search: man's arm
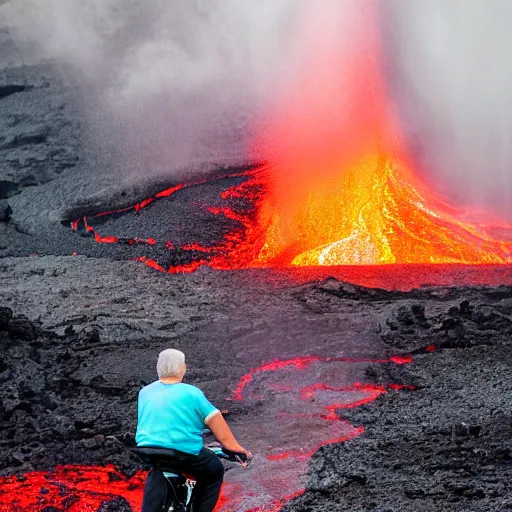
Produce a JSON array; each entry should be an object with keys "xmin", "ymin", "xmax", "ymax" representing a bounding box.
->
[{"xmin": 206, "ymin": 411, "xmax": 251, "ymax": 457}]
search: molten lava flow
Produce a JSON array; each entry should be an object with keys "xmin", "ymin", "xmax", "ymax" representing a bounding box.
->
[
  {"xmin": 215, "ymin": 354, "xmax": 415, "ymax": 511},
  {"xmin": 2, "ymin": 355, "xmax": 414, "ymax": 512},
  {"xmin": 253, "ymin": 156, "xmax": 512, "ymax": 266},
  {"xmin": 249, "ymin": 1, "xmax": 512, "ymax": 267},
  {"xmin": 0, "ymin": 465, "xmax": 146, "ymax": 512},
  {"xmin": 70, "ymin": 2, "xmax": 512, "ymax": 281}
]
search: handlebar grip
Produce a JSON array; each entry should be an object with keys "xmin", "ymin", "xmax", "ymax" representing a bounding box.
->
[
  {"xmin": 205, "ymin": 443, "xmax": 251, "ymax": 465},
  {"xmin": 223, "ymin": 449, "xmax": 252, "ymax": 466}
]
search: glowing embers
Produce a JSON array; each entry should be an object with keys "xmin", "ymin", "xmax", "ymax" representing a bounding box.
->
[
  {"xmin": 254, "ymin": 156, "xmax": 512, "ymax": 267},
  {"xmin": 0, "ymin": 465, "xmax": 146, "ymax": 511}
]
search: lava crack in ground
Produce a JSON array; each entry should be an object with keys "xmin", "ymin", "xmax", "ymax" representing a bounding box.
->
[{"xmin": 0, "ymin": 355, "xmax": 413, "ymax": 511}]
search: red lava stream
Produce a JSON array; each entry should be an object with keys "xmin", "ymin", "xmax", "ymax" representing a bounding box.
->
[
  {"xmin": 71, "ymin": 168, "xmax": 512, "ymax": 291},
  {"xmin": 0, "ymin": 355, "xmax": 414, "ymax": 511}
]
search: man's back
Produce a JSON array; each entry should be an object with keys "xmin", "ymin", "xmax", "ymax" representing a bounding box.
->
[{"xmin": 136, "ymin": 381, "xmax": 218, "ymax": 455}]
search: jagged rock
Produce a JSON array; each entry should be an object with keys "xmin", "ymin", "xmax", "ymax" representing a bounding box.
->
[
  {"xmin": 8, "ymin": 316, "xmax": 41, "ymax": 340},
  {"xmin": 0, "ymin": 200, "xmax": 12, "ymax": 222},
  {"xmin": 89, "ymin": 375, "xmax": 125, "ymax": 396},
  {"xmin": 410, "ymin": 303, "xmax": 430, "ymax": 327},
  {"xmin": 383, "ymin": 297, "xmax": 512, "ymax": 353},
  {"xmin": 0, "ymin": 127, "xmax": 49, "ymax": 150},
  {"xmin": 97, "ymin": 497, "xmax": 133, "ymax": 511},
  {"xmin": 78, "ymin": 325, "xmax": 101, "ymax": 345},
  {"xmin": 0, "ymin": 84, "xmax": 27, "ymax": 100},
  {"xmin": 64, "ymin": 324, "xmax": 75, "ymax": 336},
  {"xmin": 0, "ymin": 180, "xmax": 18, "ymax": 199},
  {"xmin": 384, "ymin": 304, "xmax": 432, "ymax": 340},
  {"xmin": 346, "ymin": 472, "xmax": 367, "ymax": 485},
  {"xmin": 452, "ymin": 422, "xmax": 481, "ymax": 437}
]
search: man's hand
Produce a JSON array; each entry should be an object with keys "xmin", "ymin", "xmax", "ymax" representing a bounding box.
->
[
  {"xmin": 234, "ymin": 449, "xmax": 252, "ymax": 468},
  {"xmin": 240, "ymin": 449, "xmax": 252, "ymax": 460},
  {"xmin": 206, "ymin": 411, "xmax": 249, "ymax": 456}
]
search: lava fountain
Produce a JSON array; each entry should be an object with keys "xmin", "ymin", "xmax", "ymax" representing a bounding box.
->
[
  {"xmin": 249, "ymin": 1, "xmax": 512, "ymax": 267},
  {"xmin": 71, "ymin": 1, "xmax": 512, "ymax": 282}
]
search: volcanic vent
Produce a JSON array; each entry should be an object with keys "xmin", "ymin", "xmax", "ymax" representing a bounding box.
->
[{"xmin": 71, "ymin": 3, "xmax": 512, "ymax": 278}]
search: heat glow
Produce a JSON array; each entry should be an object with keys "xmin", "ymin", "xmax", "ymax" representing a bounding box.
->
[
  {"xmin": 249, "ymin": 1, "xmax": 512, "ymax": 267},
  {"xmin": 252, "ymin": 157, "xmax": 512, "ymax": 267},
  {"xmin": 71, "ymin": 2, "xmax": 512, "ymax": 279}
]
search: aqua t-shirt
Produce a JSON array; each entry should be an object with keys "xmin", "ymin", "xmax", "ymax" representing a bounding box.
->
[{"xmin": 136, "ymin": 382, "xmax": 219, "ymax": 455}]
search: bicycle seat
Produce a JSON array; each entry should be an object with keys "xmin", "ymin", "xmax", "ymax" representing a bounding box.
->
[{"xmin": 132, "ymin": 446, "xmax": 184, "ymax": 473}]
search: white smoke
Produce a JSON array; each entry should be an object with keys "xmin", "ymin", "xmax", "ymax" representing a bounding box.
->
[
  {"xmin": 1, "ymin": 0, "xmax": 512, "ymax": 219},
  {"xmin": 384, "ymin": 0, "xmax": 512, "ymax": 219},
  {"xmin": 0, "ymin": 0, "xmax": 297, "ymax": 176}
]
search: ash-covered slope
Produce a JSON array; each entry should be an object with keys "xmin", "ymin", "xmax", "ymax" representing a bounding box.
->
[
  {"xmin": 0, "ymin": 64, "xmax": 81, "ymax": 201},
  {"xmin": 285, "ymin": 285, "xmax": 512, "ymax": 512},
  {"xmin": 0, "ymin": 55, "xmax": 251, "ymax": 264},
  {"xmin": 2, "ymin": 262, "xmax": 512, "ymax": 511}
]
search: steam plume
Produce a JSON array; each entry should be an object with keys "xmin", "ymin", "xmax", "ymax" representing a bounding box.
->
[
  {"xmin": 384, "ymin": 0, "xmax": 512, "ymax": 219},
  {"xmin": 1, "ymin": 0, "xmax": 512, "ymax": 220},
  {"xmin": 0, "ymin": 0, "xmax": 296, "ymax": 176}
]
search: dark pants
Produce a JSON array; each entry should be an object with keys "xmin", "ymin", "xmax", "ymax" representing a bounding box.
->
[{"xmin": 141, "ymin": 447, "xmax": 224, "ymax": 512}]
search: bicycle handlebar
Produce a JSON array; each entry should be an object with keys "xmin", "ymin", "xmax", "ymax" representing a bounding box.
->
[{"xmin": 205, "ymin": 443, "xmax": 252, "ymax": 467}]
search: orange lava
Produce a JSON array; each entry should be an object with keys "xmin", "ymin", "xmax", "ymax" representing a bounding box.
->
[
  {"xmin": 250, "ymin": 2, "xmax": 512, "ymax": 267},
  {"xmin": 253, "ymin": 158, "xmax": 512, "ymax": 266},
  {"xmin": 71, "ymin": 2, "xmax": 512, "ymax": 278}
]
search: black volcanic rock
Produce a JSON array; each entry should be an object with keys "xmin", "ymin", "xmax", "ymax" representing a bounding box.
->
[
  {"xmin": 0, "ymin": 84, "xmax": 27, "ymax": 100},
  {"xmin": 381, "ymin": 298, "xmax": 512, "ymax": 353},
  {"xmin": 97, "ymin": 497, "xmax": 133, "ymax": 511},
  {"xmin": 0, "ymin": 126, "xmax": 49, "ymax": 150},
  {"xmin": 0, "ymin": 200, "xmax": 12, "ymax": 222},
  {"xmin": 0, "ymin": 181, "xmax": 17, "ymax": 199},
  {"xmin": 0, "ymin": 306, "xmax": 141, "ymax": 477},
  {"xmin": 8, "ymin": 316, "xmax": 41, "ymax": 341},
  {"xmin": 0, "ymin": 307, "xmax": 13, "ymax": 330}
]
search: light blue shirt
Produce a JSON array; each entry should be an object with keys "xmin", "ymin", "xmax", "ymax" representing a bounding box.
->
[{"xmin": 136, "ymin": 381, "xmax": 219, "ymax": 455}]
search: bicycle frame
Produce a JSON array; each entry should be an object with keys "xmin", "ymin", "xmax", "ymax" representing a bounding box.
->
[
  {"xmin": 162, "ymin": 471, "xmax": 196, "ymax": 512},
  {"xmin": 135, "ymin": 443, "xmax": 250, "ymax": 512}
]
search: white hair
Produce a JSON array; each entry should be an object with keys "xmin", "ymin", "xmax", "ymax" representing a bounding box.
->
[{"xmin": 157, "ymin": 349, "xmax": 186, "ymax": 379}]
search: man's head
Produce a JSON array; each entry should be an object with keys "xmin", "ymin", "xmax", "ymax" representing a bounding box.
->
[{"xmin": 157, "ymin": 349, "xmax": 186, "ymax": 380}]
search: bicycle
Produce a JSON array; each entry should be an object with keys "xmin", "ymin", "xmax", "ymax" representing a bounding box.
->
[{"xmin": 134, "ymin": 443, "xmax": 251, "ymax": 512}]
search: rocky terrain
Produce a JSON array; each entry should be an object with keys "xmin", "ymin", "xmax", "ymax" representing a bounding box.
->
[
  {"xmin": 2, "ymin": 260, "xmax": 511, "ymax": 510},
  {"xmin": 285, "ymin": 282, "xmax": 512, "ymax": 511},
  {"xmin": 0, "ymin": 39, "xmax": 511, "ymax": 512}
]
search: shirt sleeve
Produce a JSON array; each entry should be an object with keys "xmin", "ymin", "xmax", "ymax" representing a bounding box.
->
[{"xmin": 195, "ymin": 389, "xmax": 219, "ymax": 423}]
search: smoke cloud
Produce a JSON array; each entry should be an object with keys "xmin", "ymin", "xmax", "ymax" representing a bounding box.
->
[
  {"xmin": 384, "ymin": 0, "xmax": 512, "ymax": 219},
  {"xmin": 1, "ymin": 0, "xmax": 512, "ymax": 219},
  {"xmin": 0, "ymin": 0, "xmax": 297, "ymax": 177}
]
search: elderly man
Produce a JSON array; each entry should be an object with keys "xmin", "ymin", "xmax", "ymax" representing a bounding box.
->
[{"xmin": 136, "ymin": 348, "xmax": 251, "ymax": 512}]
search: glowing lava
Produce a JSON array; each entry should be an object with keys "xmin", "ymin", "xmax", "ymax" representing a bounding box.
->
[
  {"xmin": 0, "ymin": 355, "xmax": 413, "ymax": 512},
  {"xmin": 253, "ymin": 156, "xmax": 512, "ymax": 267},
  {"xmin": 0, "ymin": 465, "xmax": 146, "ymax": 512},
  {"xmin": 70, "ymin": 2, "xmax": 512, "ymax": 281},
  {"xmin": 249, "ymin": 1, "xmax": 512, "ymax": 267}
]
